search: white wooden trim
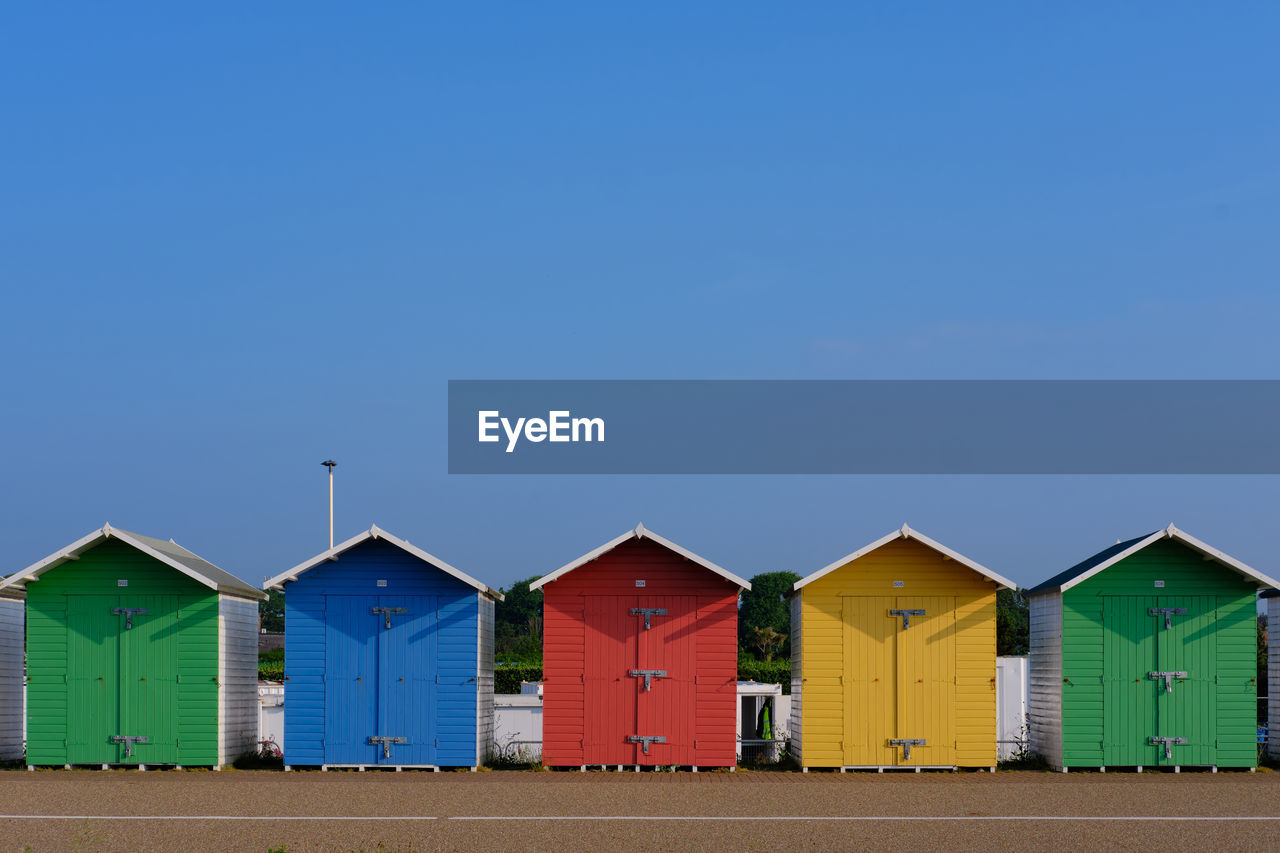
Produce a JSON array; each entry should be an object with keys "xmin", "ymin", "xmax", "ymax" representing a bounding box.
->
[
  {"xmin": 1056, "ymin": 524, "xmax": 1279, "ymax": 592},
  {"xmin": 531, "ymin": 524, "xmax": 750, "ymax": 591},
  {"xmin": 0, "ymin": 525, "xmax": 264, "ymax": 599},
  {"xmin": 263, "ymin": 525, "xmax": 503, "ymax": 600},
  {"xmin": 794, "ymin": 524, "xmax": 1014, "ymax": 591}
]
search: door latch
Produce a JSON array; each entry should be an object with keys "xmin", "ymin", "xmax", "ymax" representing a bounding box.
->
[
  {"xmin": 889, "ymin": 609, "xmax": 926, "ymax": 630},
  {"xmin": 1148, "ymin": 607, "xmax": 1187, "ymax": 630},
  {"xmin": 110, "ymin": 735, "xmax": 149, "ymax": 758},
  {"xmin": 368, "ymin": 736, "xmax": 407, "ymax": 758},
  {"xmin": 628, "ymin": 735, "xmax": 667, "ymax": 754},
  {"xmin": 371, "ymin": 607, "xmax": 408, "ymax": 628},
  {"xmin": 889, "ymin": 738, "xmax": 926, "ymax": 760},
  {"xmin": 1148, "ymin": 671, "xmax": 1188, "ymax": 693},
  {"xmin": 1149, "ymin": 736, "xmax": 1187, "ymax": 760},
  {"xmin": 112, "ymin": 608, "xmax": 148, "ymax": 630},
  {"xmin": 630, "ymin": 608, "xmax": 667, "ymax": 630},
  {"xmin": 628, "ymin": 669, "xmax": 668, "ymax": 691}
]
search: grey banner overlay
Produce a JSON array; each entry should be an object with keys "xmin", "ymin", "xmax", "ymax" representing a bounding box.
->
[{"xmin": 448, "ymin": 380, "xmax": 1280, "ymax": 474}]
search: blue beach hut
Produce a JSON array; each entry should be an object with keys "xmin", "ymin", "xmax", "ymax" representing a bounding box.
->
[{"xmin": 264, "ymin": 525, "xmax": 502, "ymax": 770}]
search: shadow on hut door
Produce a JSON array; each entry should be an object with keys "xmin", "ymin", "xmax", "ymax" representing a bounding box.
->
[
  {"xmin": 584, "ymin": 596, "xmax": 639, "ymax": 765},
  {"xmin": 842, "ymin": 597, "xmax": 895, "ymax": 766},
  {"xmin": 1103, "ymin": 596, "xmax": 1158, "ymax": 766},
  {"xmin": 325, "ymin": 595, "xmax": 378, "ymax": 765},
  {"xmin": 895, "ymin": 597, "xmax": 956, "ymax": 768},
  {"xmin": 635, "ymin": 595, "xmax": 696, "ymax": 766},
  {"xmin": 375, "ymin": 595, "xmax": 436, "ymax": 766},
  {"xmin": 1153, "ymin": 596, "xmax": 1216, "ymax": 767},
  {"xmin": 118, "ymin": 596, "xmax": 179, "ymax": 765}
]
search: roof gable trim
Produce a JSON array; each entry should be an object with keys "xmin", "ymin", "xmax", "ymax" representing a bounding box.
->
[
  {"xmin": 793, "ymin": 524, "xmax": 1015, "ymax": 591},
  {"xmin": 263, "ymin": 525, "xmax": 503, "ymax": 600},
  {"xmin": 1057, "ymin": 524, "xmax": 1279, "ymax": 592},
  {"xmin": 530, "ymin": 524, "xmax": 751, "ymax": 591}
]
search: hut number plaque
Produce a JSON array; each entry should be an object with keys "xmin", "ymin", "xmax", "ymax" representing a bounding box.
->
[
  {"xmin": 117, "ymin": 579, "xmax": 128, "ymax": 587},
  {"xmin": 893, "ymin": 581, "xmax": 904, "ymax": 588},
  {"xmin": 635, "ymin": 580, "xmax": 646, "ymax": 587},
  {"xmin": 1154, "ymin": 580, "xmax": 1165, "ymax": 588},
  {"xmin": 377, "ymin": 579, "xmax": 388, "ymax": 587}
]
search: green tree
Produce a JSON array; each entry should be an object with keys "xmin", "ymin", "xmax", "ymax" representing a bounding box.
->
[
  {"xmin": 738, "ymin": 571, "xmax": 801, "ymax": 660},
  {"xmin": 996, "ymin": 587, "xmax": 1029, "ymax": 656},
  {"xmin": 495, "ymin": 576, "xmax": 543, "ymax": 663},
  {"xmin": 259, "ymin": 588, "xmax": 284, "ymax": 633}
]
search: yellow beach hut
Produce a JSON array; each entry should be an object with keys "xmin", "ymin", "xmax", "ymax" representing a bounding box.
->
[{"xmin": 789, "ymin": 525, "xmax": 1014, "ymax": 770}]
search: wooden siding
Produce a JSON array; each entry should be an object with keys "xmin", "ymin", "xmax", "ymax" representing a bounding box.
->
[
  {"xmin": 219, "ymin": 596, "xmax": 260, "ymax": 765},
  {"xmin": 787, "ymin": 594, "xmax": 802, "ymax": 763},
  {"xmin": 1058, "ymin": 539, "xmax": 1259, "ymax": 768},
  {"xmin": 24, "ymin": 539, "xmax": 221, "ymax": 766},
  {"xmin": 540, "ymin": 537, "xmax": 739, "ymax": 767},
  {"xmin": 477, "ymin": 594, "xmax": 495, "ymax": 765},
  {"xmin": 282, "ymin": 539, "xmax": 482, "ymax": 767},
  {"xmin": 796, "ymin": 537, "xmax": 999, "ymax": 768},
  {"xmin": 1269, "ymin": 596, "xmax": 1279, "ymax": 761},
  {"xmin": 0, "ymin": 598, "xmax": 23, "ymax": 762}
]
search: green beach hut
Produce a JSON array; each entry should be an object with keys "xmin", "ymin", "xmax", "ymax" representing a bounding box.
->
[
  {"xmin": 1028, "ymin": 525, "xmax": 1276, "ymax": 771},
  {"xmin": 0, "ymin": 525, "xmax": 266, "ymax": 768}
]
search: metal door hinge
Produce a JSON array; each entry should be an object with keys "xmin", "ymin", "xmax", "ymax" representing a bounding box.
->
[
  {"xmin": 1148, "ymin": 671, "xmax": 1188, "ymax": 692},
  {"xmin": 112, "ymin": 607, "xmax": 148, "ymax": 630},
  {"xmin": 630, "ymin": 608, "xmax": 667, "ymax": 630},
  {"xmin": 1150, "ymin": 736, "xmax": 1187, "ymax": 760},
  {"xmin": 1148, "ymin": 607, "xmax": 1186, "ymax": 630},
  {"xmin": 889, "ymin": 609, "xmax": 926, "ymax": 630},
  {"xmin": 368, "ymin": 736, "xmax": 407, "ymax": 759},
  {"xmin": 371, "ymin": 606, "xmax": 407, "ymax": 628},
  {"xmin": 111, "ymin": 735, "xmax": 149, "ymax": 758},
  {"xmin": 889, "ymin": 738, "xmax": 925, "ymax": 760},
  {"xmin": 629, "ymin": 735, "xmax": 666, "ymax": 754},
  {"xmin": 629, "ymin": 669, "xmax": 667, "ymax": 691}
]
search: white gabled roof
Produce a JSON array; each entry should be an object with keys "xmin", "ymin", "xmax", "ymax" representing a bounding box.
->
[
  {"xmin": 0, "ymin": 524, "xmax": 267, "ymax": 601},
  {"xmin": 263, "ymin": 524, "xmax": 503, "ymax": 600},
  {"xmin": 794, "ymin": 524, "xmax": 1015, "ymax": 591},
  {"xmin": 1045, "ymin": 524, "xmax": 1279, "ymax": 593},
  {"xmin": 530, "ymin": 524, "xmax": 751, "ymax": 592}
]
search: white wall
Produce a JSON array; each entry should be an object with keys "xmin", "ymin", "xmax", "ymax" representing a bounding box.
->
[
  {"xmin": 1028, "ymin": 591, "xmax": 1064, "ymax": 769},
  {"xmin": 493, "ymin": 694, "xmax": 542, "ymax": 762},
  {"xmin": 258, "ymin": 684, "xmax": 284, "ymax": 754},
  {"xmin": 996, "ymin": 656, "xmax": 1028, "ymax": 760},
  {"xmin": 476, "ymin": 595, "xmax": 495, "ymax": 766},
  {"xmin": 0, "ymin": 598, "xmax": 22, "ymax": 762},
  {"xmin": 219, "ymin": 596, "xmax": 261, "ymax": 766}
]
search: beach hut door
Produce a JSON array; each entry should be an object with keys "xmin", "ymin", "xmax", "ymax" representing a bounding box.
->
[
  {"xmin": 66, "ymin": 595, "xmax": 179, "ymax": 765},
  {"xmin": 1152, "ymin": 596, "xmax": 1215, "ymax": 766},
  {"xmin": 584, "ymin": 595, "xmax": 697, "ymax": 765}
]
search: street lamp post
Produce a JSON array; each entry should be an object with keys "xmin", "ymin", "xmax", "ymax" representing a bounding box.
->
[{"xmin": 321, "ymin": 460, "xmax": 338, "ymax": 549}]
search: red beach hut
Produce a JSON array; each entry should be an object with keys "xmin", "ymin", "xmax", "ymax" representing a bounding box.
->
[{"xmin": 532, "ymin": 524, "xmax": 750, "ymax": 769}]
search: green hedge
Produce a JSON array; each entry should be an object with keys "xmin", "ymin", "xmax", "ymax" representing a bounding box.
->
[
  {"xmin": 259, "ymin": 661, "xmax": 284, "ymax": 681},
  {"xmin": 493, "ymin": 661, "xmax": 792, "ymax": 694},
  {"xmin": 737, "ymin": 659, "xmax": 791, "ymax": 693},
  {"xmin": 496, "ymin": 663, "xmax": 543, "ymax": 694}
]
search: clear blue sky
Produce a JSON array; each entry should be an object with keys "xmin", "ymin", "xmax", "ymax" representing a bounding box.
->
[{"xmin": 3, "ymin": 5, "xmax": 1279, "ymax": 589}]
